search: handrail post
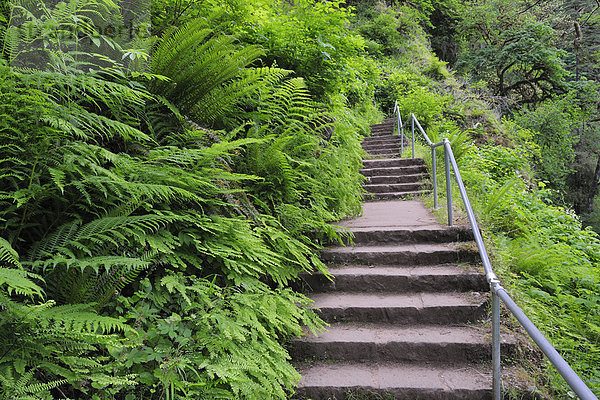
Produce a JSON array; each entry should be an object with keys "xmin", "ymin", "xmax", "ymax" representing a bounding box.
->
[
  {"xmin": 400, "ymin": 119, "xmax": 404, "ymax": 157},
  {"xmin": 411, "ymin": 114, "xmax": 415, "ymax": 159},
  {"xmin": 492, "ymin": 285, "xmax": 502, "ymax": 400},
  {"xmin": 432, "ymin": 147, "xmax": 438, "ymax": 208},
  {"xmin": 444, "ymin": 140, "xmax": 452, "ymax": 226}
]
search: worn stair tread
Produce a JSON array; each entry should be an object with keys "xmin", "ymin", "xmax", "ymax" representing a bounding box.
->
[
  {"xmin": 298, "ymin": 323, "xmax": 487, "ymax": 344},
  {"xmin": 363, "ymin": 146, "xmax": 401, "ymax": 152},
  {"xmin": 348, "ymin": 225, "xmax": 470, "ymax": 233},
  {"xmin": 361, "ymin": 165, "xmax": 427, "ymax": 171},
  {"xmin": 363, "ymin": 143, "xmax": 403, "ymax": 148},
  {"xmin": 325, "ymin": 241, "xmax": 472, "ymax": 253},
  {"xmin": 295, "ymin": 361, "xmax": 491, "ymax": 393},
  {"xmin": 364, "ymin": 151, "xmax": 401, "ymax": 156},
  {"xmin": 364, "ymin": 150, "xmax": 402, "ymax": 155},
  {"xmin": 362, "ymin": 139, "xmax": 404, "ymax": 146},
  {"xmin": 309, "ymin": 291, "xmax": 488, "ymax": 324},
  {"xmin": 337, "ymin": 200, "xmax": 444, "ymax": 228},
  {"xmin": 346, "ymin": 225, "xmax": 473, "ymax": 242},
  {"xmin": 364, "ymin": 134, "xmax": 402, "ymax": 138},
  {"xmin": 365, "ymin": 174, "xmax": 425, "ymax": 184},
  {"xmin": 363, "ymin": 190, "xmax": 430, "ymax": 199},
  {"xmin": 364, "ymin": 183, "xmax": 428, "ymax": 192},
  {"xmin": 310, "ymin": 291, "xmax": 486, "ymax": 308},
  {"xmin": 370, "ymin": 133, "xmax": 395, "ymax": 137},
  {"xmin": 363, "ymin": 142, "xmax": 402, "ymax": 147},
  {"xmin": 301, "ymin": 264, "xmax": 487, "ymax": 293},
  {"xmin": 326, "ymin": 264, "xmax": 482, "ymax": 276},
  {"xmin": 361, "ymin": 166, "xmax": 429, "ymax": 177},
  {"xmin": 365, "ymin": 153, "xmax": 400, "ymax": 158},
  {"xmin": 363, "ymin": 157, "xmax": 425, "ymax": 166}
]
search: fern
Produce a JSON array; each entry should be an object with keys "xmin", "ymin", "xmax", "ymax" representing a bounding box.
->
[
  {"xmin": 0, "ymin": 268, "xmax": 43, "ymax": 297},
  {"xmin": 0, "ymin": 237, "xmax": 20, "ymax": 267},
  {"xmin": 0, "ymin": 366, "xmax": 67, "ymax": 400},
  {"xmin": 150, "ymin": 16, "xmax": 288, "ymax": 126},
  {"xmin": 0, "ymin": 4, "xmax": 366, "ymax": 399}
]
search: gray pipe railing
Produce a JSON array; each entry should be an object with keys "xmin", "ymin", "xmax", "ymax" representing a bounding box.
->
[
  {"xmin": 398, "ymin": 109, "xmax": 597, "ymax": 400},
  {"xmin": 393, "ymin": 101, "xmax": 404, "ymax": 156}
]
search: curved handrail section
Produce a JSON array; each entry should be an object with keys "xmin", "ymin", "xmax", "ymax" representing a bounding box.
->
[{"xmin": 400, "ymin": 110, "xmax": 597, "ymax": 400}]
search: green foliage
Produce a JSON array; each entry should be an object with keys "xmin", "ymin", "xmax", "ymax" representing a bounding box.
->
[
  {"xmin": 456, "ymin": 1, "xmax": 568, "ymax": 105},
  {"xmin": 112, "ymin": 275, "xmax": 322, "ymax": 399},
  {"xmin": 427, "ymin": 119, "xmax": 474, "ymax": 161},
  {"xmin": 514, "ymin": 96, "xmax": 581, "ymax": 194},
  {"xmin": 149, "ymin": 17, "xmax": 285, "ymax": 127},
  {"xmin": 4, "ymin": 0, "xmax": 142, "ymax": 73},
  {"xmin": 493, "ymin": 193, "xmax": 600, "ymax": 394},
  {"xmin": 395, "ymin": 86, "xmax": 450, "ymax": 129},
  {"xmin": 0, "ymin": 2, "xmax": 368, "ymax": 397},
  {"xmin": 240, "ymin": 0, "xmax": 366, "ymax": 102},
  {"xmin": 358, "ymin": 6, "xmax": 420, "ymax": 57}
]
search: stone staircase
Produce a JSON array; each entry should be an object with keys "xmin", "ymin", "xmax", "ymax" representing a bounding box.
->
[
  {"xmin": 361, "ymin": 119, "xmax": 430, "ymax": 201},
  {"xmin": 362, "ymin": 135, "xmax": 404, "ymax": 158},
  {"xmin": 292, "ymin": 124, "xmax": 512, "ymax": 399},
  {"xmin": 368, "ymin": 118, "xmax": 396, "ymax": 137},
  {"xmin": 362, "ymin": 158, "xmax": 430, "ymax": 201}
]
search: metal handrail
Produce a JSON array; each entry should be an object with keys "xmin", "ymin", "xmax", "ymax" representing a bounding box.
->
[
  {"xmin": 392, "ymin": 101, "xmax": 404, "ymax": 155},
  {"xmin": 399, "ymin": 109, "xmax": 597, "ymax": 400}
]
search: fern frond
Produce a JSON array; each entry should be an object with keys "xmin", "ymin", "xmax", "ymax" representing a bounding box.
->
[
  {"xmin": 0, "ymin": 267, "xmax": 43, "ymax": 297},
  {"xmin": 150, "ymin": 18, "xmax": 293, "ymax": 126},
  {"xmin": 0, "ymin": 237, "xmax": 21, "ymax": 268},
  {"xmin": 38, "ymin": 303, "xmax": 132, "ymax": 334}
]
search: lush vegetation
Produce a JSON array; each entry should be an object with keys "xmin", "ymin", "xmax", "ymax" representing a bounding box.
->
[
  {"xmin": 0, "ymin": 0, "xmax": 599, "ymax": 398},
  {"xmin": 0, "ymin": 1, "xmax": 366, "ymax": 398}
]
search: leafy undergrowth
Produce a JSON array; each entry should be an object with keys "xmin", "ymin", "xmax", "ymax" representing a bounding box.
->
[{"xmin": 0, "ymin": 4, "xmax": 365, "ymax": 398}]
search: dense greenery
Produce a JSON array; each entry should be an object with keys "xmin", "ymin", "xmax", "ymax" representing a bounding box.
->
[
  {"xmin": 1, "ymin": 0, "xmax": 599, "ymax": 398},
  {"xmin": 0, "ymin": 1, "xmax": 365, "ymax": 398}
]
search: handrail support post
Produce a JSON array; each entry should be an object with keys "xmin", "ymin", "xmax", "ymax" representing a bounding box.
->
[
  {"xmin": 411, "ymin": 114, "xmax": 415, "ymax": 159},
  {"xmin": 432, "ymin": 147, "xmax": 438, "ymax": 208},
  {"xmin": 401, "ymin": 123, "xmax": 404, "ymax": 157},
  {"xmin": 444, "ymin": 140, "xmax": 452, "ymax": 226},
  {"xmin": 492, "ymin": 286, "xmax": 502, "ymax": 400}
]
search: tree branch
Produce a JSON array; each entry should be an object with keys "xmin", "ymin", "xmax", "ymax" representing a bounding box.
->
[{"xmin": 510, "ymin": 0, "xmax": 547, "ymax": 18}]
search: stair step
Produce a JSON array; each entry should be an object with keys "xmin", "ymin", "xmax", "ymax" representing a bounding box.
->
[
  {"xmin": 294, "ymin": 361, "xmax": 492, "ymax": 400},
  {"xmin": 361, "ymin": 165, "xmax": 428, "ymax": 176},
  {"xmin": 370, "ymin": 125, "xmax": 394, "ymax": 130},
  {"xmin": 349, "ymin": 226, "xmax": 474, "ymax": 244},
  {"xmin": 363, "ymin": 158, "xmax": 425, "ymax": 168},
  {"xmin": 363, "ymin": 190, "xmax": 431, "ymax": 201},
  {"xmin": 370, "ymin": 130, "xmax": 395, "ymax": 137},
  {"xmin": 369, "ymin": 123, "xmax": 394, "ymax": 131},
  {"xmin": 362, "ymin": 142, "xmax": 402, "ymax": 149},
  {"xmin": 363, "ymin": 137, "xmax": 404, "ymax": 145},
  {"xmin": 301, "ymin": 264, "xmax": 487, "ymax": 292},
  {"xmin": 322, "ymin": 242, "xmax": 478, "ymax": 265},
  {"xmin": 364, "ymin": 147, "xmax": 401, "ymax": 155},
  {"xmin": 369, "ymin": 123, "xmax": 395, "ymax": 129},
  {"xmin": 311, "ymin": 292, "xmax": 488, "ymax": 324},
  {"xmin": 363, "ymin": 144, "xmax": 404, "ymax": 152},
  {"xmin": 365, "ymin": 151, "xmax": 400, "ymax": 157},
  {"xmin": 365, "ymin": 174, "xmax": 426, "ymax": 184},
  {"xmin": 364, "ymin": 182, "xmax": 428, "ymax": 193},
  {"xmin": 292, "ymin": 324, "xmax": 503, "ymax": 363}
]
